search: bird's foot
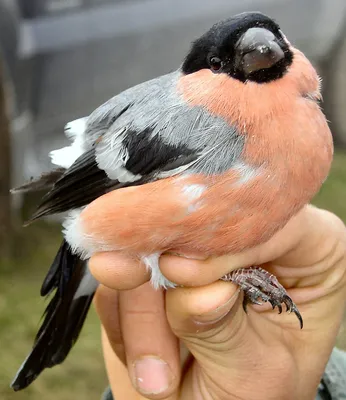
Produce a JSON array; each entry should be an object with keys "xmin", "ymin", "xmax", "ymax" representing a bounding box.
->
[{"xmin": 221, "ymin": 267, "xmax": 303, "ymax": 329}]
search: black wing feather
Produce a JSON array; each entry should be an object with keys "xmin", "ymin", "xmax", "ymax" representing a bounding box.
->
[
  {"xmin": 11, "ymin": 240, "xmax": 96, "ymax": 391},
  {"xmin": 123, "ymin": 128, "xmax": 196, "ymax": 175},
  {"xmin": 30, "ymin": 148, "xmax": 116, "ymax": 221},
  {"xmin": 29, "ymin": 132, "xmax": 197, "ymax": 222}
]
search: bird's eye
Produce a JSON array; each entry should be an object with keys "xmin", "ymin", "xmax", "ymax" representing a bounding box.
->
[{"xmin": 209, "ymin": 56, "xmax": 222, "ymax": 72}]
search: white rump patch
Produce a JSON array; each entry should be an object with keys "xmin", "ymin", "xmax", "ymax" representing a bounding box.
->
[
  {"xmin": 50, "ymin": 146, "xmax": 83, "ymax": 169},
  {"xmin": 64, "ymin": 117, "xmax": 88, "ymax": 140},
  {"xmin": 50, "ymin": 117, "xmax": 88, "ymax": 169},
  {"xmin": 142, "ymin": 254, "xmax": 176, "ymax": 290}
]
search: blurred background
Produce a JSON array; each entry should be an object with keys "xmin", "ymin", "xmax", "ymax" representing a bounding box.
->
[{"xmin": 0, "ymin": 0, "xmax": 346, "ymax": 398}]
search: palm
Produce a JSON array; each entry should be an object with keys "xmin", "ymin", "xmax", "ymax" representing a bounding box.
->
[{"xmin": 95, "ymin": 207, "xmax": 346, "ymax": 400}]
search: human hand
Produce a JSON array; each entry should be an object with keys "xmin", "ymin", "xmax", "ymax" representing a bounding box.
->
[{"xmin": 90, "ymin": 205, "xmax": 346, "ymax": 400}]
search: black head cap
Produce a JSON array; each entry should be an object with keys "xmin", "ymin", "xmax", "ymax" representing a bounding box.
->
[{"xmin": 182, "ymin": 12, "xmax": 293, "ymax": 83}]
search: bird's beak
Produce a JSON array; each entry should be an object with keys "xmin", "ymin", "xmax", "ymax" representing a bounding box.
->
[{"xmin": 235, "ymin": 27, "xmax": 285, "ymax": 75}]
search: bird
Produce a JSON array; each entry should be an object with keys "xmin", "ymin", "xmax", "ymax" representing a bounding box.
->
[{"xmin": 11, "ymin": 11, "xmax": 333, "ymax": 391}]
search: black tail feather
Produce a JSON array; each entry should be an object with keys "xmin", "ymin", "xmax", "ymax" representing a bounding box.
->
[
  {"xmin": 11, "ymin": 240, "xmax": 98, "ymax": 391},
  {"xmin": 10, "ymin": 169, "xmax": 66, "ymax": 194},
  {"xmin": 40, "ymin": 241, "xmax": 67, "ymax": 297}
]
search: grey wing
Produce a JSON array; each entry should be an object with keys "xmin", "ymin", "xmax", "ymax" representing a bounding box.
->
[
  {"xmin": 30, "ymin": 71, "xmax": 243, "ymax": 220},
  {"xmin": 89, "ymin": 70, "xmax": 244, "ymax": 181}
]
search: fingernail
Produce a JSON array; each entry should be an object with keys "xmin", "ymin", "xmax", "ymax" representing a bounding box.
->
[
  {"xmin": 193, "ymin": 289, "xmax": 240, "ymax": 325},
  {"xmin": 133, "ymin": 356, "xmax": 173, "ymax": 394}
]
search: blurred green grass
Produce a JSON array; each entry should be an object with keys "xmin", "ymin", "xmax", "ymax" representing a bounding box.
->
[
  {"xmin": 313, "ymin": 151, "xmax": 346, "ymax": 221},
  {"xmin": 0, "ymin": 224, "xmax": 107, "ymax": 399},
  {"xmin": 0, "ymin": 151, "xmax": 345, "ymax": 400},
  {"xmin": 313, "ymin": 151, "xmax": 346, "ymax": 350}
]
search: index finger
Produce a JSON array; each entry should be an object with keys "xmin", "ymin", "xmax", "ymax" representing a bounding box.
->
[{"xmin": 89, "ymin": 252, "xmax": 150, "ymax": 290}]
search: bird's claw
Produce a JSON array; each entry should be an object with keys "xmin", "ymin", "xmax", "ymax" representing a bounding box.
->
[{"xmin": 221, "ymin": 267, "xmax": 303, "ymax": 329}]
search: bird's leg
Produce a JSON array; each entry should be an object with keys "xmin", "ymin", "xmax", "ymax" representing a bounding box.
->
[{"xmin": 221, "ymin": 267, "xmax": 303, "ymax": 328}]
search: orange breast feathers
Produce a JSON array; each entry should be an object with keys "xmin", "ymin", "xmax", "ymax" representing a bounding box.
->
[{"xmin": 79, "ymin": 47, "xmax": 333, "ymax": 257}]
